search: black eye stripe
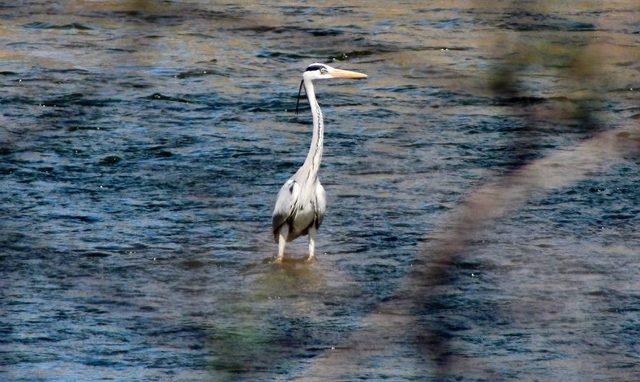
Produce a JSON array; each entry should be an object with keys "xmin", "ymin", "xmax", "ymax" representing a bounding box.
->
[{"xmin": 305, "ymin": 64, "xmax": 326, "ymax": 72}]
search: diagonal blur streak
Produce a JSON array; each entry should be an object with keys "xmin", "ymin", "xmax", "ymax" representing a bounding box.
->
[{"xmin": 292, "ymin": 121, "xmax": 639, "ymax": 380}]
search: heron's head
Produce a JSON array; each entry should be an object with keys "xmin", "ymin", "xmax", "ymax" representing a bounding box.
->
[
  {"xmin": 296, "ymin": 63, "xmax": 366, "ymax": 114},
  {"xmin": 302, "ymin": 63, "xmax": 367, "ymax": 81}
]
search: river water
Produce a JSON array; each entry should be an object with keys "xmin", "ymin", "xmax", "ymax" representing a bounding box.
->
[{"xmin": 1, "ymin": 1, "xmax": 639, "ymax": 381}]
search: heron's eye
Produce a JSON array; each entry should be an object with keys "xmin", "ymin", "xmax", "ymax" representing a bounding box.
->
[{"xmin": 320, "ymin": 68, "xmax": 328, "ymax": 74}]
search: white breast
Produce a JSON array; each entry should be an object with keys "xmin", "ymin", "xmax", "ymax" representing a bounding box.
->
[{"xmin": 291, "ymin": 198, "xmax": 316, "ymax": 234}]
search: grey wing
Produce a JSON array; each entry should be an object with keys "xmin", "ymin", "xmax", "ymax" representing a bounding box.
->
[
  {"xmin": 314, "ymin": 181, "xmax": 326, "ymax": 229},
  {"xmin": 272, "ymin": 179, "xmax": 300, "ymax": 241}
]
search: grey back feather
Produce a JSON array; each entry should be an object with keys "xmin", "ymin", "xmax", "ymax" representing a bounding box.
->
[{"xmin": 272, "ymin": 179, "xmax": 300, "ymax": 241}]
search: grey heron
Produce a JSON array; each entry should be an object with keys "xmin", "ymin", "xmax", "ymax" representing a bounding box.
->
[{"xmin": 272, "ymin": 63, "xmax": 367, "ymax": 262}]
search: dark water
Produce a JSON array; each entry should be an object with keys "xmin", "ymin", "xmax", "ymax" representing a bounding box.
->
[{"xmin": 1, "ymin": 2, "xmax": 639, "ymax": 381}]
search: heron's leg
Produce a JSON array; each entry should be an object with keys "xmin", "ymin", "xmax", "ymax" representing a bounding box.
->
[
  {"xmin": 276, "ymin": 225, "xmax": 288, "ymax": 263},
  {"xmin": 307, "ymin": 226, "xmax": 317, "ymax": 262}
]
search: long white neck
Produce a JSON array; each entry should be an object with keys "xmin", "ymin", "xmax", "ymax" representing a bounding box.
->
[{"xmin": 301, "ymin": 78, "xmax": 323, "ymax": 181}]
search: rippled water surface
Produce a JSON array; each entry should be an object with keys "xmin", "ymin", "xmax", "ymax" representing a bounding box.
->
[{"xmin": 1, "ymin": 1, "xmax": 639, "ymax": 381}]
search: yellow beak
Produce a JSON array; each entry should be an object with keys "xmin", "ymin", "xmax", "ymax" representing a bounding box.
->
[{"xmin": 329, "ymin": 68, "xmax": 368, "ymax": 79}]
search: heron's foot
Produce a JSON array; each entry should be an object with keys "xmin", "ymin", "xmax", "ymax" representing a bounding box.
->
[
  {"xmin": 305, "ymin": 255, "xmax": 316, "ymax": 263},
  {"xmin": 274, "ymin": 255, "xmax": 284, "ymax": 263}
]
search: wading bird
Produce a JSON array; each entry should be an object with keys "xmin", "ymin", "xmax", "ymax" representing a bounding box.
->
[{"xmin": 272, "ymin": 63, "xmax": 367, "ymax": 262}]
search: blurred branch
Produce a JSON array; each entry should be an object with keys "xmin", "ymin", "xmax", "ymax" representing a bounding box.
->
[
  {"xmin": 293, "ymin": 119, "xmax": 638, "ymax": 380},
  {"xmin": 292, "ymin": 0, "xmax": 640, "ymax": 375}
]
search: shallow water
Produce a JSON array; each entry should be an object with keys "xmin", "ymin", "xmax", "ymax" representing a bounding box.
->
[{"xmin": 1, "ymin": 1, "xmax": 639, "ymax": 381}]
